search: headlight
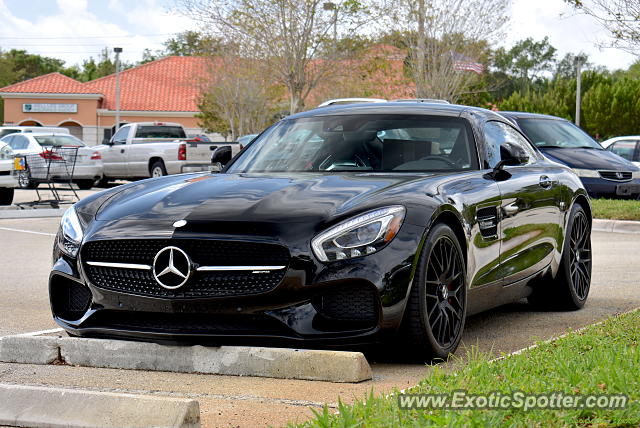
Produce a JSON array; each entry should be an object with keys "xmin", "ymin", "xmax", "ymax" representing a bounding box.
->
[
  {"xmin": 0, "ymin": 145, "xmax": 13, "ymax": 160},
  {"xmin": 311, "ymin": 206, "xmax": 405, "ymax": 262},
  {"xmin": 571, "ymin": 168, "xmax": 600, "ymax": 178},
  {"xmin": 632, "ymin": 171, "xmax": 640, "ymax": 179},
  {"xmin": 57, "ymin": 205, "xmax": 84, "ymax": 257}
]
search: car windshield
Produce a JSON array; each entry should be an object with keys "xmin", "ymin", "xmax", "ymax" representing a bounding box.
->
[
  {"xmin": 35, "ymin": 135, "xmax": 85, "ymax": 147},
  {"xmin": 516, "ymin": 118, "xmax": 602, "ymax": 149},
  {"xmin": 227, "ymin": 114, "xmax": 478, "ymax": 173}
]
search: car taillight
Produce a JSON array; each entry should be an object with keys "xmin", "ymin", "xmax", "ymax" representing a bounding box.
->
[
  {"xmin": 178, "ymin": 143, "xmax": 187, "ymax": 161},
  {"xmin": 39, "ymin": 151, "xmax": 63, "ymax": 161},
  {"xmin": 91, "ymin": 151, "xmax": 102, "ymax": 160}
]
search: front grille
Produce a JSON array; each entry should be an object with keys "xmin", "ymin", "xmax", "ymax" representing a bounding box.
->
[
  {"xmin": 313, "ymin": 285, "xmax": 378, "ymax": 322},
  {"xmin": 599, "ymin": 171, "xmax": 632, "ymax": 181},
  {"xmin": 82, "ymin": 239, "xmax": 290, "ymax": 298},
  {"xmin": 86, "ymin": 311, "xmax": 289, "ymax": 335}
]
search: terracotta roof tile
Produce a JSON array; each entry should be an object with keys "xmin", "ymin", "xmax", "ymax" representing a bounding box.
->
[
  {"xmin": 0, "ymin": 72, "xmax": 96, "ymax": 94},
  {"xmin": 0, "ymin": 56, "xmax": 210, "ymax": 112},
  {"xmin": 85, "ymin": 56, "xmax": 209, "ymax": 112}
]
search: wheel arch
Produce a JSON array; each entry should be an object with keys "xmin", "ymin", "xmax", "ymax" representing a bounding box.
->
[
  {"xmin": 148, "ymin": 157, "xmax": 165, "ymax": 174},
  {"xmin": 571, "ymin": 193, "xmax": 592, "ymax": 226}
]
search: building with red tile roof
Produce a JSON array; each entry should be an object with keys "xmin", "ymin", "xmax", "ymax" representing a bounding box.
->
[{"xmin": 0, "ymin": 56, "xmax": 210, "ymax": 145}]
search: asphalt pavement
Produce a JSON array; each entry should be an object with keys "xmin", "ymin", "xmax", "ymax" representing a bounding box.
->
[{"xmin": 0, "ymin": 199, "xmax": 639, "ymax": 427}]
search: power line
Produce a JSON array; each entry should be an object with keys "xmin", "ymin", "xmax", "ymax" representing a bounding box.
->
[{"xmin": 0, "ymin": 33, "xmax": 176, "ymax": 40}]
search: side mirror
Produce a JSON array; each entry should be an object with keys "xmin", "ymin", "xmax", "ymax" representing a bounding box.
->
[
  {"xmin": 211, "ymin": 145, "xmax": 232, "ymax": 166},
  {"xmin": 496, "ymin": 142, "xmax": 529, "ymax": 170}
]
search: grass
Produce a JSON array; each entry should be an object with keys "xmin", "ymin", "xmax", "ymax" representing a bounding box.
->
[
  {"xmin": 289, "ymin": 310, "xmax": 640, "ymax": 427},
  {"xmin": 591, "ymin": 198, "xmax": 640, "ymax": 221}
]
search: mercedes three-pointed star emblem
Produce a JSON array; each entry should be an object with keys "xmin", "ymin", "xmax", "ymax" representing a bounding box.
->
[{"xmin": 152, "ymin": 246, "xmax": 192, "ymax": 289}]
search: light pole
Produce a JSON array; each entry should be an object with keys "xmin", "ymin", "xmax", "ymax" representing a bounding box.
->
[
  {"xmin": 114, "ymin": 47, "xmax": 123, "ymax": 132},
  {"xmin": 574, "ymin": 55, "xmax": 585, "ymax": 127}
]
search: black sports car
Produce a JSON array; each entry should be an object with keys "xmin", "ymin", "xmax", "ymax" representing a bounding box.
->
[{"xmin": 50, "ymin": 103, "xmax": 593, "ymax": 359}]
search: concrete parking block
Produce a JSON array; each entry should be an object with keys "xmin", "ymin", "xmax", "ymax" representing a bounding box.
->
[
  {"xmin": 0, "ymin": 335, "xmax": 373, "ymax": 383},
  {"xmin": 0, "ymin": 335, "xmax": 59, "ymax": 365},
  {"xmin": 58, "ymin": 337, "xmax": 372, "ymax": 383},
  {"xmin": 593, "ymin": 219, "xmax": 640, "ymax": 234},
  {"xmin": 0, "ymin": 383, "xmax": 200, "ymax": 428}
]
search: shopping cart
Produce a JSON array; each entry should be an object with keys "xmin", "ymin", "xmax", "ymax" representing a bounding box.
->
[{"xmin": 18, "ymin": 146, "xmax": 80, "ymax": 208}]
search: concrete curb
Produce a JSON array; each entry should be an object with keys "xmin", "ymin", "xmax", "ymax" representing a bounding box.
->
[
  {"xmin": 0, "ymin": 208, "xmax": 66, "ymax": 219},
  {"xmin": 0, "ymin": 383, "xmax": 200, "ymax": 428},
  {"xmin": 0, "ymin": 335, "xmax": 372, "ymax": 383},
  {"xmin": 592, "ymin": 218, "xmax": 640, "ymax": 234}
]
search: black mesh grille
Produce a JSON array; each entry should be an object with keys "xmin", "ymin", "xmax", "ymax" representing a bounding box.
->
[
  {"xmin": 82, "ymin": 239, "xmax": 290, "ymax": 298},
  {"xmin": 51, "ymin": 276, "xmax": 93, "ymax": 321},
  {"xmin": 313, "ymin": 285, "xmax": 378, "ymax": 322},
  {"xmin": 599, "ymin": 171, "xmax": 632, "ymax": 181},
  {"xmin": 86, "ymin": 311, "xmax": 289, "ymax": 335}
]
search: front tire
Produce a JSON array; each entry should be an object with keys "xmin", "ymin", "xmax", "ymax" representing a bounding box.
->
[
  {"xmin": 0, "ymin": 188, "xmax": 14, "ymax": 205},
  {"xmin": 528, "ymin": 203, "xmax": 591, "ymax": 310},
  {"xmin": 403, "ymin": 223, "xmax": 467, "ymax": 360}
]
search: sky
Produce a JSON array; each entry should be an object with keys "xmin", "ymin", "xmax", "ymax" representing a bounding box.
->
[{"xmin": 0, "ymin": 0, "xmax": 636, "ymax": 71}]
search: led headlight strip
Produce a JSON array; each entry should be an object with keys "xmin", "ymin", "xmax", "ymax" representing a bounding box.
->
[{"xmin": 311, "ymin": 205, "xmax": 405, "ymax": 262}]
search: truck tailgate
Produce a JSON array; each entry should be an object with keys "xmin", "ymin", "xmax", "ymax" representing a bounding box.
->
[{"xmin": 185, "ymin": 142, "xmax": 240, "ymax": 162}]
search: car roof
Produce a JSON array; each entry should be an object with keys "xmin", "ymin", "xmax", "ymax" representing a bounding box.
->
[
  {"xmin": 602, "ymin": 136, "xmax": 640, "ymax": 142},
  {"xmin": 23, "ymin": 132, "xmax": 80, "ymax": 138},
  {"xmin": 287, "ymin": 102, "xmax": 504, "ymax": 121},
  {"xmin": 498, "ymin": 111, "xmax": 567, "ymax": 121}
]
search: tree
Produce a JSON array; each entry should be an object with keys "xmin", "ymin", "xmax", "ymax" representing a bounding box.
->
[
  {"xmin": 583, "ymin": 78, "xmax": 640, "ymax": 138},
  {"xmin": 493, "ymin": 37, "xmax": 557, "ymax": 90},
  {"xmin": 565, "ymin": 0, "xmax": 640, "ymax": 55},
  {"xmin": 179, "ymin": 0, "xmax": 373, "ymax": 114},
  {"xmin": 196, "ymin": 57, "xmax": 285, "ymax": 140},
  {"xmin": 390, "ymin": 0, "xmax": 509, "ymax": 102},
  {"xmin": 164, "ymin": 31, "xmax": 224, "ymax": 56}
]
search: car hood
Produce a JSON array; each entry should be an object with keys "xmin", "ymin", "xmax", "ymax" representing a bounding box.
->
[
  {"xmin": 94, "ymin": 172, "xmax": 437, "ymax": 231},
  {"xmin": 540, "ymin": 147, "xmax": 639, "ymax": 171}
]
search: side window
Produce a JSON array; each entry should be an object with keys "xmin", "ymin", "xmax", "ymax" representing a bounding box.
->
[
  {"xmin": 14, "ymin": 135, "xmax": 30, "ymax": 150},
  {"xmin": 2, "ymin": 135, "xmax": 15, "ymax": 148},
  {"xmin": 483, "ymin": 121, "xmax": 537, "ymax": 168},
  {"xmin": 609, "ymin": 141, "xmax": 637, "ymax": 161},
  {"xmin": 111, "ymin": 126, "xmax": 130, "ymax": 144}
]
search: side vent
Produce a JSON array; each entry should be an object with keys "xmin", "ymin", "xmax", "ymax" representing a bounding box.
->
[{"xmin": 476, "ymin": 206, "xmax": 499, "ymax": 239}]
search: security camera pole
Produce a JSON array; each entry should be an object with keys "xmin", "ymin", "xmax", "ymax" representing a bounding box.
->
[
  {"xmin": 574, "ymin": 55, "xmax": 585, "ymax": 127},
  {"xmin": 114, "ymin": 47, "xmax": 123, "ymax": 132}
]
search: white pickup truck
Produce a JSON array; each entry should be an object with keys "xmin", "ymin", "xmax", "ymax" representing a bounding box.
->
[{"xmin": 96, "ymin": 122, "xmax": 239, "ymax": 182}]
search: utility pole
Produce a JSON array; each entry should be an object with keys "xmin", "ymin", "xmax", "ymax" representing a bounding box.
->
[
  {"xmin": 416, "ymin": 0, "xmax": 426, "ymax": 97},
  {"xmin": 575, "ymin": 56, "xmax": 585, "ymax": 127},
  {"xmin": 114, "ymin": 47, "xmax": 123, "ymax": 132}
]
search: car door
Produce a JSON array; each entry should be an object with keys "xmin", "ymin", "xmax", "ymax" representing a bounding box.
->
[
  {"xmin": 483, "ymin": 120, "xmax": 563, "ymax": 285},
  {"xmin": 101, "ymin": 126, "xmax": 131, "ymax": 177}
]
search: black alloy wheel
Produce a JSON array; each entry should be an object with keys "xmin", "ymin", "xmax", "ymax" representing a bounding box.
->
[
  {"xmin": 528, "ymin": 203, "xmax": 591, "ymax": 310},
  {"xmin": 403, "ymin": 223, "xmax": 466, "ymax": 360},
  {"xmin": 568, "ymin": 209, "xmax": 591, "ymax": 301}
]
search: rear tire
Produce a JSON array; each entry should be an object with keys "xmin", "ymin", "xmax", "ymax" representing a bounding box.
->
[
  {"xmin": 0, "ymin": 188, "xmax": 14, "ymax": 205},
  {"xmin": 150, "ymin": 160, "xmax": 167, "ymax": 178},
  {"xmin": 402, "ymin": 223, "xmax": 467, "ymax": 361},
  {"xmin": 528, "ymin": 204, "xmax": 591, "ymax": 310},
  {"xmin": 75, "ymin": 179, "xmax": 94, "ymax": 190}
]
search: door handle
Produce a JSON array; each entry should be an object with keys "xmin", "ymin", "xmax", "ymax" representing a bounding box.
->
[{"xmin": 539, "ymin": 175, "xmax": 552, "ymax": 189}]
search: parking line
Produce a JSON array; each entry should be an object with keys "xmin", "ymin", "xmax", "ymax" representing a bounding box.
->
[{"xmin": 0, "ymin": 227, "xmax": 56, "ymax": 237}]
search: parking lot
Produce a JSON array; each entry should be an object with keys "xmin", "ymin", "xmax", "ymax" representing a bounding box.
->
[{"xmin": 0, "ymin": 189, "xmax": 637, "ymax": 427}]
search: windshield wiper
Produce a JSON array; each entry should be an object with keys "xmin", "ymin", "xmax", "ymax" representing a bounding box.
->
[{"xmin": 574, "ymin": 146, "xmax": 603, "ymax": 150}]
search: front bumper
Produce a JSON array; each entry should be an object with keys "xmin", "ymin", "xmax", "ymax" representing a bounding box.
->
[
  {"xmin": 49, "ymin": 223, "xmax": 424, "ymax": 345},
  {"xmin": 578, "ymin": 177, "xmax": 640, "ymax": 198}
]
